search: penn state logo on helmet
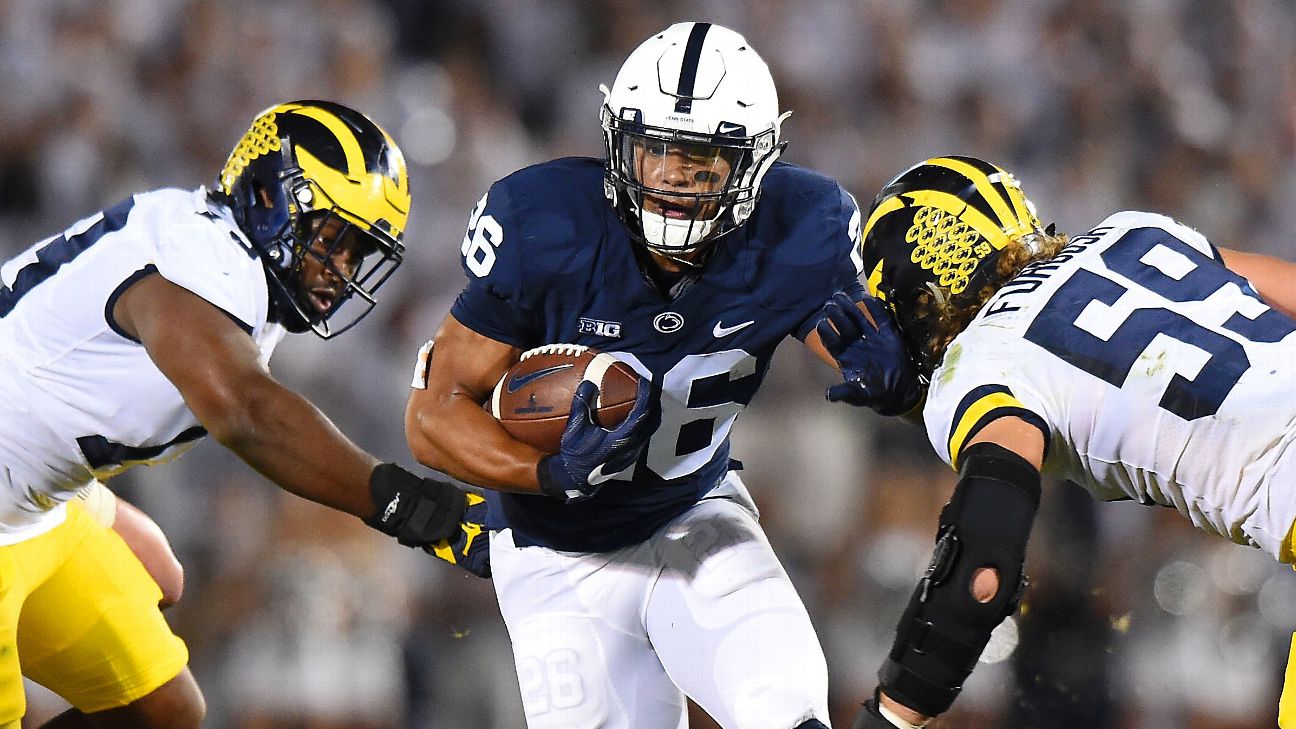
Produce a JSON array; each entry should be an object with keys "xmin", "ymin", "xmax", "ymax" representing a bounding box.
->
[
  {"xmin": 600, "ymin": 22, "xmax": 790, "ymax": 265},
  {"xmin": 860, "ymin": 155, "xmax": 1042, "ymax": 374},
  {"xmin": 216, "ymin": 100, "xmax": 411, "ymax": 338}
]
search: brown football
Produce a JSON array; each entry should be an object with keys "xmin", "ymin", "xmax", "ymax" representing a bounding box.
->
[{"xmin": 490, "ymin": 344, "xmax": 641, "ymax": 454}]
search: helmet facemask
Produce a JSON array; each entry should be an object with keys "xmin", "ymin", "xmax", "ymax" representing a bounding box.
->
[
  {"xmin": 602, "ymin": 107, "xmax": 781, "ymax": 263},
  {"xmin": 271, "ymin": 204, "xmax": 404, "ymax": 338}
]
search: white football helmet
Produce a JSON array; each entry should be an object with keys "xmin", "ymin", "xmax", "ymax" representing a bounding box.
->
[{"xmin": 601, "ymin": 22, "xmax": 788, "ymax": 263}]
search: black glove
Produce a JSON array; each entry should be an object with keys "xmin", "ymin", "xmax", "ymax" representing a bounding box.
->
[
  {"xmin": 425, "ymin": 491, "xmax": 491, "ymax": 578},
  {"xmin": 364, "ymin": 463, "xmax": 468, "ymax": 547},
  {"xmin": 852, "ymin": 692, "xmax": 927, "ymax": 729},
  {"xmin": 816, "ymin": 291, "xmax": 923, "ymax": 416},
  {"xmin": 537, "ymin": 378, "xmax": 654, "ymax": 503}
]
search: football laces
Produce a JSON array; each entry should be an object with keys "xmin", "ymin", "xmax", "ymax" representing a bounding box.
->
[{"xmin": 520, "ymin": 343, "xmax": 589, "ymax": 360}]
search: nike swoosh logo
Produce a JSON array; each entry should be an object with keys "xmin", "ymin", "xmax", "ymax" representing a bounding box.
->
[
  {"xmin": 587, "ymin": 463, "xmax": 615, "ymax": 486},
  {"xmin": 507, "ymin": 363, "xmax": 574, "ymax": 393},
  {"xmin": 712, "ymin": 320, "xmax": 755, "ymax": 338}
]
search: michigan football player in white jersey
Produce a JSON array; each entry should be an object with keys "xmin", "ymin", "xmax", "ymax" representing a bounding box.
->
[
  {"xmin": 0, "ymin": 101, "xmax": 486, "ymax": 729},
  {"xmin": 822, "ymin": 156, "xmax": 1296, "ymax": 729}
]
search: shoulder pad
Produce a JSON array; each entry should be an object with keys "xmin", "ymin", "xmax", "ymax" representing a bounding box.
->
[
  {"xmin": 925, "ymin": 336, "xmax": 1051, "ymax": 469},
  {"xmin": 143, "ymin": 188, "xmax": 269, "ymax": 329},
  {"xmin": 740, "ymin": 163, "xmax": 864, "ymax": 309},
  {"xmin": 460, "ymin": 158, "xmax": 609, "ymax": 304},
  {"xmin": 1099, "ymin": 210, "xmax": 1217, "ymax": 259}
]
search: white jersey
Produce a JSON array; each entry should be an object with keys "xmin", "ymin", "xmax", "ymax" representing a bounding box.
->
[
  {"xmin": 0, "ymin": 187, "xmax": 286, "ymax": 543},
  {"xmin": 924, "ymin": 211, "xmax": 1296, "ymax": 559}
]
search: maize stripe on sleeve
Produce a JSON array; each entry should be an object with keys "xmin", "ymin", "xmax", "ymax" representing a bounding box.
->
[{"xmin": 948, "ymin": 384, "xmax": 1050, "ymax": 469}]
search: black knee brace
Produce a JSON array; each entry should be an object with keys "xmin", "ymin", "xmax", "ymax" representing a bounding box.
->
[{"xmin": 877, "ymin": 441, "xmax": 1041, "ymax": 717}]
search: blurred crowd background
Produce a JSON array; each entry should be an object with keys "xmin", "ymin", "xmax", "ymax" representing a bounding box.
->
[{"xmin": 5, "ymin": 0, "xmax": 1296, "ymax": 727}]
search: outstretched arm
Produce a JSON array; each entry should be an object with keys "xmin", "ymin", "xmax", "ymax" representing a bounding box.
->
[
  {"xmin": 1219, "ymin": 247, "xmax": 1296, "ymax": 320},
  {"xmin": 116, "ymin": 272, "xmax": 379, "ymax": 515},
  {"xmin": 114, "ymin": 272, "xmax": 469, "ymax": 549},
  {"xmin": 860, "ymin": 417, "xmax": 1045, "ymax": 728}
]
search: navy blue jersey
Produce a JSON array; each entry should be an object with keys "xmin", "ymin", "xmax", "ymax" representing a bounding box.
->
[{"xmin": 452, "ymin": 157, "xmax": 864, "ymax": 551}]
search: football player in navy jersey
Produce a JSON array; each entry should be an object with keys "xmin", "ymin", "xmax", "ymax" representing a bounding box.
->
[
  {"xmin": 0, "ymin": 101, "xmax": 486, "ymax": 729},
  {"xmin": 406, "ymin": 22, "xmax": 918, "ymax": 729},
  {"xmin": 828, "ymin": 157, "xmax": 1296, "ymax": 729}
]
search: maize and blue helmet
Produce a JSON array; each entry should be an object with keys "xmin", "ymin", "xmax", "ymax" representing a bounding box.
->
[
  {"xmin": 860, "ymin": 155, "xmax": 1044, "ymax": 375},
  {"xmin": 216, "ymin": 100, "xmax": 410, "ymax": 338}
]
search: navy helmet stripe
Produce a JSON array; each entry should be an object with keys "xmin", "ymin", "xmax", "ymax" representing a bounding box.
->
[
  {"xmin": 674, "ymin": 22, "xmax": 712, "ymax": 114},
  {"xmin": 0, "ymin": 197, "xmax": 135, "ymax": 318}
]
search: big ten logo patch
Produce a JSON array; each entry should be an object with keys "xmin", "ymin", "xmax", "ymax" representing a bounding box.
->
[{"xmin": 579, "ymin": 317, "xmax": 622, "ymax": 338}]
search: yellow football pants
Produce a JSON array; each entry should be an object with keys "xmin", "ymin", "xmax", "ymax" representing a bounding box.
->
[
  {"xmin": 1279, "ymin": 523, "xmax": 1296, "ymax": 728},
  {"xmin": 0, "ymin": 501, "xmax": 187, "ymax": 722}
]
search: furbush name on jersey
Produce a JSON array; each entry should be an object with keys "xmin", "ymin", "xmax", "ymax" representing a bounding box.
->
[{"xmin": 985, "ymin": 225, "xmax": 1111, "ymax": 318}]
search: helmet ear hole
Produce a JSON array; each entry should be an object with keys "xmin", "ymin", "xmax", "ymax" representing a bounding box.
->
[{"xmin": 251, "ymin": 180, "xmax": 273, "ymax": 209}]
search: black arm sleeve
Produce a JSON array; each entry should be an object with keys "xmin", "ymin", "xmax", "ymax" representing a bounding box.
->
[{"xmin": 877, "ymin": 441, "xmax": 1041, "ymax": 717}]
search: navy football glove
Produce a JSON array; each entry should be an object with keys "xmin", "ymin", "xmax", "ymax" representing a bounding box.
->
[
  {"xmin": 816, "ymin": 292, "xmax": 923, "ymax": 416},
  {"xmin": 426, "ymin": 491, "xmax": 491, "ymax": 578},
  {"xmin": 537, "ymin": 378, "xmax": 654, "ymax": 503}
]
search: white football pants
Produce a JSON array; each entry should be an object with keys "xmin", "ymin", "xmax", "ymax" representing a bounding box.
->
[{"xmin": 491, "ymin": 473, "xmax": 831, "ymax": 729}]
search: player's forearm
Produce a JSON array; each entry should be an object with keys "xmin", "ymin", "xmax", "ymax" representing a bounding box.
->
[
  {"xmin": 406, "ymin": 392, "xmax": 545, "ymax": 493},
  {"xmin": 1220, "ymin": 248, "xmax": 1296, "ymax": 320},
  {"xmin": 206, "ymin": 378, "xmax": 380, "ymax": 518}
]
